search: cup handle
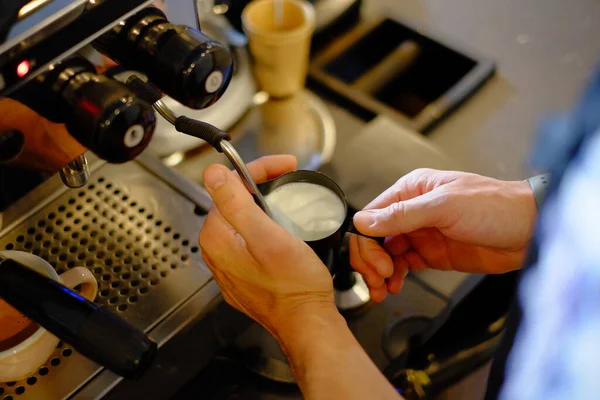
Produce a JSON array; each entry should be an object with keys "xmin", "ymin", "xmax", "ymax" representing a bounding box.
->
[
  {"xmin": 346, "ymin": 217, "xmax": 385, "ymax": 246},
  {"xmin": 58, "ymin": 267, "xmax": 98, "ymax": 301}
]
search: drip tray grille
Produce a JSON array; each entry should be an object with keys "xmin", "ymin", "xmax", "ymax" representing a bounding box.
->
[{"xmin": 0, "ymin": 161, "xmax": 212, "ymax": 400}]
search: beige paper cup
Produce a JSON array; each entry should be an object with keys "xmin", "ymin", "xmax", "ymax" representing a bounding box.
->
[{"xmin": 242, "ymin": 0, "xmax": 316, "ymax": 98}]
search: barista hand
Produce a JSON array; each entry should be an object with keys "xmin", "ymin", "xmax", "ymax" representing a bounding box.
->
[
  {"xmin": 199, "ymin": 155, "xmax": 401, "ymax": 400},
  {"xmin": 351, "ymin": 169, "xmax": 537, "ymax": 302},
  {"xmin": 199, "ymin": 155, "xmax": 334, "ymax": 336}
]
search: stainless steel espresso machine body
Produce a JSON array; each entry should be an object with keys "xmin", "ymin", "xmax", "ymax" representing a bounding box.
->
[{"xmin": 0, "ymin": 1, "xmax": 243, "ymax": 398}]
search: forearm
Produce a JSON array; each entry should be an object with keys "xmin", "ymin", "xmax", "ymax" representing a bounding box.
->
[{"xmin": 276, "ymin": 305, "xmax": 402, "ymax": 400}]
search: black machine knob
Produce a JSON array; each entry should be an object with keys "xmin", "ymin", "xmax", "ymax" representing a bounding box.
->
[
  {"xmin": 93, "ymin": 7, "xmax": 233, "ymax": 110},
  {"xmin": 9, "ymin": 56, "xmax": 156, "ymax": 163},
  {"xmin": 60, "ymin": 71, "xmax": 156, "ymax": 163}
]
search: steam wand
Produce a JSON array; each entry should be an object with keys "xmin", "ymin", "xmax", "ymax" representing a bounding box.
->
[{"xmin": 126, "ymin": 77, "xmax": 272, "ymax": 217}]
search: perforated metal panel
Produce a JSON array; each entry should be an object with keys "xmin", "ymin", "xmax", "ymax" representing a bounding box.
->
[
  {"xmin": 0, "ymin": 159, "xmax": 214, "ymax": 400},
  {"xmin": 0, "ymin": 341, "xmax": 73, "ymax": 400}
]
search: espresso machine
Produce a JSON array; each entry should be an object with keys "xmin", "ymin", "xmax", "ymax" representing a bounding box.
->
[{"xmin": 0, "ymin": 1, "xmax": 257, "ymax": 398}]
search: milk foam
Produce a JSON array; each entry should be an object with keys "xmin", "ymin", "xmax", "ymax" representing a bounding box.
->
[{"xmin": 265, "ymin": 182, "xmax": 346, "ymax": 241}]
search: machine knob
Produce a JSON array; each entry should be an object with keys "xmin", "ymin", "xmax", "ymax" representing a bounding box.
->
[
  {"xmin": 9, "ymin": 57, "xmax": 156, "ymax": 164},
  {"xmin": 94, "ymin": 7, "xmax": 233, "ymax": 110},
  {"xmin": 61, "ymin": 73, "xmax": 156, "ymax": 163},
  {"xmin": 144, "ymin": 25, "xmax": 232, "ymax": 109}
]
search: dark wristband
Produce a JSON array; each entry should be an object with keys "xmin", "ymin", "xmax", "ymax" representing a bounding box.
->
[{"xmin": 526, "ymin": 173, "xmax": 550, "ymax": 209}]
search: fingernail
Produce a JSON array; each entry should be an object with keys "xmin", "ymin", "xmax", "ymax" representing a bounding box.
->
[
  {"xmin": 204, "ymin": 166, "xmax": 228, "ymax": 191},
  {"xmin": 354, "ymin": 210, "xmax": 377, "ymax": 227}
]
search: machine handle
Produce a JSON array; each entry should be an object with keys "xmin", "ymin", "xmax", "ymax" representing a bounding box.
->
[
  {"xmin": 0, "ymin": 259, "xmax": 157, "ymax": 380},
  {"xmin": 175, "ymin": 116, "xmax": 231, "ymax": 152},
  {"xmin": 126, "ymin": 75, "xmax": 232, "ymax": 153},
  {"xmin": 126, "ymin": 76, "xmax": 163, "ymax": 105}
]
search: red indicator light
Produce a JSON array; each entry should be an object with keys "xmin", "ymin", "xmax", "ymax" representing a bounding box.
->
[
  {"xmin": 80, "ymin": 99, "xmax": 101, "ymax": 116},
  {"xmin": 16, "ymin": 60, "xmax": 30, "ymax": 78}
]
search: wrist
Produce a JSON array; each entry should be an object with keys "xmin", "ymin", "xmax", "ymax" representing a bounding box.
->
[
  {"xmin": 525, "ymin": 173, "xmax": 551, "ymax": 209},
  {"xmin": 272, "ymin": 302, "xmax": 402, "ymax": 399},
  {"xmin": 275, "ymin": 301, "xmax": 345, "ymax": 351},
  {"xmin": 514, "ymin": 179, "xmax": 539, "ymax": 243},
  {"xmin": 274, "ymin": 302, "xmax": 353, "ymax": 370}
]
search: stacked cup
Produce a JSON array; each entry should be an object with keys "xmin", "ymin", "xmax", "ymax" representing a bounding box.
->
[{"xmin": 242, "ymin": 0, "xmax": 316, "ymax": 99}]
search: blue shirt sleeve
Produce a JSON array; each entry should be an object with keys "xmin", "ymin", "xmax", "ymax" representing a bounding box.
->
[{"xmin": 500, "ymin": 127, "xmax": 600, "ymax": 400}]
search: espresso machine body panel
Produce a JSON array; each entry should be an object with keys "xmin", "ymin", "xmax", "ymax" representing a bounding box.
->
[{"xmin": 0, "ymin": 0, "xmax": 157, "ymax": 97}]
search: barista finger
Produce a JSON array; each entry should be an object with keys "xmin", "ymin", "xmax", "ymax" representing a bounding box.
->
[
  {"xmin": 384, "ymin": 234, "xmax": 411, "ymax": 256},
  {"xmin": 203, "ymin": 164, "xmax": 294, "ymax": 256},
  {"xmin": 199, "ymin": 206, "xmax": 251, "ymax": 267},
  {"xmin": 357, "ymin": 236, "xmax": 393, "ymax": 278},
  {"xmin": 349, "ymin": 235, "xmax": 385, "ymax": 288},
  {"xmin": 239, "ymin": 155, "xmax": 298, "ymax": 184},
  {"xmin": 370, "ymin": 284, "xmax": 388, "ymax": 303},
  {"xmin": 387, "ymin": 256, "xmax": 410, "ymax": 295},
  {"xmin": 404, "ymin": 251, "xmax": 430, "ymax": 271}
]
